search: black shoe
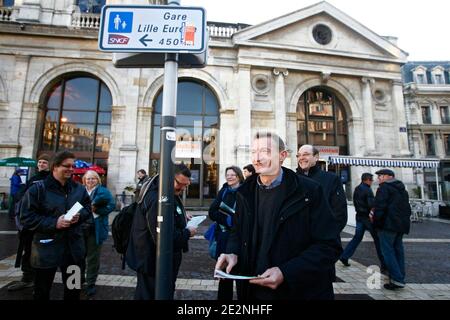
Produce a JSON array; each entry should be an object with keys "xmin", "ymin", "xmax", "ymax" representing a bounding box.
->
[
  {"xmin": 384, "ymin": 283, "xmax": 404, "ymax": 290},
  {"xmin": 7, "ymin": 281, "xmax": 34, "ymax": 291},
  {"xmin": 85, "ymin": 285, "xmax": 96, "ymax": 297},
  {"xmin": 340, "ymin": 258, "xmax": 350, "ymax": 267}
]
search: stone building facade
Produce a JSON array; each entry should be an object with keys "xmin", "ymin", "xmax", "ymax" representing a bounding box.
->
[
  {"xmin": 0, "ymin": 0, "xmax": 414, "ymax": 206},
  {"xmin": 403, "ymin": 62, "xmax": 450, "ymax": 202}
]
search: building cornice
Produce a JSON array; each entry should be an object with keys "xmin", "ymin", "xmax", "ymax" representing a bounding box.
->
[
  {"xmin": 0, "ymin": 21, "xmax": 99, "ymax": 39},
  {"xmin": 404, "ymin": 83, "xmax": 450, "ymax": 96},
  {"xmin": 237, "ymin": 55, "xmax": 402, "ymax": 80},
  {"xmin": 234, "ymin": 40, "xmax": 407, "ymax": 64},
  {"xmin": 409, "ymin": 124, "xmax": 450, "ymax": 131}
]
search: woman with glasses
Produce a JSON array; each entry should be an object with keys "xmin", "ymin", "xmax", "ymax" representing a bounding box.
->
[
  {"xmin": 81, "ymin": 170, "xmax": 115, "ymax": 297},
  {"xmin": 208, "ymin": 166, "xmax": 244, "ymax": 300}
]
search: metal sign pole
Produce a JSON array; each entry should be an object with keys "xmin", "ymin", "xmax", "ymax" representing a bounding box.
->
[
  {"xmin": 98, "ymin": 0, "xmax": 206, "ymax": 300},
  {"xmin": 155, "ymin": 0, "xmax": 181, "ymax": 300},
  {"xmin": 155, "ymin": 51, "xmax": 178, "ymax": 300}
]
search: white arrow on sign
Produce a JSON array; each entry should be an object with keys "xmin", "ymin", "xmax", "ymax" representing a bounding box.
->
[{"xmin": 98, "ymin": 5, "xmax": 206, "ymax": 53}]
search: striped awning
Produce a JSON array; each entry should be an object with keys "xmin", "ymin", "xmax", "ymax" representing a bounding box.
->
[{"xmin": 329, "ymin": 156, "xmax": 440, "ymax": 169}]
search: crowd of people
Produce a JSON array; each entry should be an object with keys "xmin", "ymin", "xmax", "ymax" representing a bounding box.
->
[{"xmin": 4, "ymin": 131, "xmax": 412, "ymax": 300}]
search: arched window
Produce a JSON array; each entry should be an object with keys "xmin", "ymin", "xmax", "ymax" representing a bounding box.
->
[
  {"xmin": 297, "ymin": 86, "xmax": 350, "ymax": 196},
  {"xmin": 297, "ymin": 87, "xmax": 348, "ymax": 155},
  {"xmin": 39, "ymin": 74, "xmax": 112, "ymax": 171},
  {"xmin": 76, "ymin": 0, "xmax": 106, "ymax": 14},
  {"xmin": 151, "ymin": 80, "xmax": 219, "ymax": 206}
]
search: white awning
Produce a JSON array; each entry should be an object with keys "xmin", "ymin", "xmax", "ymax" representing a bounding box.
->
[{"xmin": 329, "ymin": 156, "xmax": 440, "ymax": 168}]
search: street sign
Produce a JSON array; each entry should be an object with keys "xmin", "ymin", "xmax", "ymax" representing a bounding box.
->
[{"xmin": 98, "ymin": 5, "xmax": 206, "ymax": 53}]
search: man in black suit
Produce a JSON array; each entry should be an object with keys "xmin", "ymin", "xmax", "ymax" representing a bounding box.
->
[{"xmin": 296, "ymin": 145, "xmax": 348, "ymax": 233}]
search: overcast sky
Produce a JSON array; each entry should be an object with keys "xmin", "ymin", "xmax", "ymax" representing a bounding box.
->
[{"xmin": 182, "ymin": 0, "xmax": 449, "ymax": 61}]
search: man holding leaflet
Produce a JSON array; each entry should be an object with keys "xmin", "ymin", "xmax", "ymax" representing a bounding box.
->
[
  {"xmin": 20, "ymin": 151, "xmax": 92, "ymax": 300},
  {"xmin": 126, "ymin": 163, "xmax": 197, "ymax": 300},
  {"xmin": 215, "ymin": 132, "xmax": 342, "ymax": 300}
]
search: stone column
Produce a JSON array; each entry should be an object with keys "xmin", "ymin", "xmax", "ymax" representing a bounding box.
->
[
  {"xmin": 391, "ymin": 80, "xmax": 411, "ymax": 156},
  {"xmin": 361, "ymin": 77, "xmax": 376, "ymax": 154},
  {"xmin": 10, "ymin": 55, "xmax": 30, "ymax": 148},
  {"xmin": 117, "ymin": 69, "xmax": 141, "ymax": 192},
  {"xmin": 273, "ymin": 68, "xmax": 289, "ymax": 143},
  {"xmin": 236, "ymin": 65, "xmax": 252, "ymax": 167}
]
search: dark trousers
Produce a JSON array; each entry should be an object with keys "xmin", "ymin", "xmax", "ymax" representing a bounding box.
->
[
  {"xmin": 20, "ymin": 230, "xmax": 35, "ymax": 282},
  {"xmin": 341, "ymin": 217, "xmax": 386, "ymax": 269},
  {"xmin": 217, "ymin": 279, "xmax": 233, "ymax": 300},
  {"xmin": 134, "ymin": 253, "xmax": 182, "ymax": 300},
  {"xmin": 33, "ymin": 261, "xmax": 81, "ymax": 300},
  {"xmin": 82, "ymin": 227, "xmax": 102, "ymax": 287},
  {"xmin": 378, "ymin": 230, "xmax": 405, "ymax": 286},
  {"xmin": 135, "ymin": 272, "xmax": 156, "ymax": 300}
]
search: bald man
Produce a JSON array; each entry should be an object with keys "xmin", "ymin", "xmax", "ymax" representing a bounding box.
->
[{"xmin": 296, "ymin": 145, "xmax": 348, "ymax": 232}]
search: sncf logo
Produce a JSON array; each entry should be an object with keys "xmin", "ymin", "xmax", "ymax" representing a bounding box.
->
[{"xmin": 108, "ymin": 34, "xmax": 130, "ymax": 45}]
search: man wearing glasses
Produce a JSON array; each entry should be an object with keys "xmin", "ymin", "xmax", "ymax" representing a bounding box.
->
[
  {"xmin": 20, "ymin": 151, "xmax": 92, "ymax": 300},
  {"xmin": 340, "ymin": 173, "xmax": 386, "ymax": 272},
  {"xmin": 126, "ymin": 163, "xmax": 197, "ymax": 299}
]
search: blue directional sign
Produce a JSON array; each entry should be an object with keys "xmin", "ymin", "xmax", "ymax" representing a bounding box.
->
[
  {"xmin": 99, "ymin": 5, "xmax": 206, "ymax": 53},
  {"xmin": 108, "ymin": 12, "xmax": 133, "ymax": 33}
]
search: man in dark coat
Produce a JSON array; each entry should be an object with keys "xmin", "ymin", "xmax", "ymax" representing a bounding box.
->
[
  {"xmin": 340, "ymin": 173, "xmax": 385, "ymax": 271},
  {"xmin": 216, "ymin": 132, "xmax": 341, "ymax": 300},
  {"xmin": 135, "ymin": 169, "xmax": 149, "ymax": 198},
  {"xmin": 372, "ymin": 169, "xmax": 411, "ymax": 290},
  {"xmin": 20, "ymin": 151, "xmax": 92, "ymax": 300},
  {"xmin": 126, "ymin": 164, "xmax": 197, "ymax": 300},
  {"xmin": 8, "ymin": 154, "xmax": 51, "ymax": 292},
  {"xmin": 296, "ymin": 145, "xmax": 348, "ymax": 232}
]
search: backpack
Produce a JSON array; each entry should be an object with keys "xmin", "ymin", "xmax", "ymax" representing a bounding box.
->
[
  {"xmin": 14, "ymin": 180, "xmax": 45, "ymax": 232},
  {"xmin": 14, "ymin": 180, "xmax": 45, "ymax": 268},
  {"xmin": 111, "ymin": 201, "xmax": 137, "ymax": 255},
  {"xmin": 111, "ymin": 175, "xmax": 156, "ymax": 269}
]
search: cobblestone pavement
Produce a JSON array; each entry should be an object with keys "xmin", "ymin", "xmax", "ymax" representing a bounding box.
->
[{"xmin": 1, "ymin": 211, "xmax": 449, "ymax": 300}]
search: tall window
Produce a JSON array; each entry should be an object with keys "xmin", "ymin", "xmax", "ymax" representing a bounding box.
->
[
  {"xmin": 440, "ymin": 106, "xmax": 450, "ymax": 124},
  {"xmin": 151, "ymin": 81, "xmax": 219, "ymax": 206},
  {"xmin": 425, "ymin": 134, "xmax": 436, "ymax": 156},
  {"xmin": 435, "ymin": 74, "xmax": 444, "ymax": 84},
  {"xmin": 417, "ymin": 74, "xmax": 426, "ymax": 84},
  {"xmin": 76, "ymin": 0, "xmax": 105, "ymax": 13},
  {"xmin": 422, "ymin": 106, "xmax": 432, "ymax": 124},
  {"xmin": 297, "ymin": 87, "xmax": 348, "ymax": 155},
  {"xmin": 444, "ymin": 134, "xmax": 450, "ymax": 156},
  {"xmin": 39, "ymin": 74, "xmax": 112, "ymax": 170}
]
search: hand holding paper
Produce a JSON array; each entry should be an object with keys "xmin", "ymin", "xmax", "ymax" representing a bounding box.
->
[
  {"xmin": 214, "ymin": 269, "xmax": 263, "ymax": 280},
  {"xmin": 186, "ymin": 215, "xmax": 206, "ymax": 228},
  {"xmin": 64, "ymin": 202, "xmax": 83, "ymax": 221}
]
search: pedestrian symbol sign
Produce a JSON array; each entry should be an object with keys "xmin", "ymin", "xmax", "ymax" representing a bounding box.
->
[
  {"xmin": 108, "ymin": 12, "xmax": 133, "ymax": 33},
  {"xmin": 99, "ymin": 5, "xmax": 206, "ymax": 53}
]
